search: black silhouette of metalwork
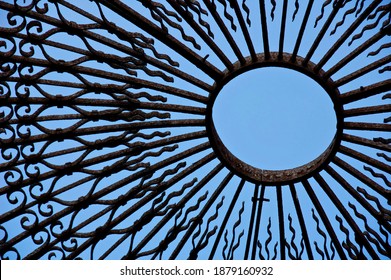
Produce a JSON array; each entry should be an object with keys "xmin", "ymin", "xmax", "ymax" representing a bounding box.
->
[{"xmin": 0, "ymin": 0, "xmax": 390, "ymax": 260}]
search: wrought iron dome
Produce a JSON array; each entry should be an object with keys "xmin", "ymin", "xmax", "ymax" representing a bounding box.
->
[{"xmin": 0, "ymin": 0, "xmax": 390, "ymax": 260}]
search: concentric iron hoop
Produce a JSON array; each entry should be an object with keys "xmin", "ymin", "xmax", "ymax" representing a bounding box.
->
[{"xmin": 206, "ymin": 52, "xmax": 343, "ymax": 185}]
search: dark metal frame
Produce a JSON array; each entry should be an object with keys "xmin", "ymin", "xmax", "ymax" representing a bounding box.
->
[
  {"xmin": 206, "ymin": 52, "xmax": 344, "ymax": 185},
  {"xmin": 0, "ymin": 0, "xmax": 390, "ymax": 260}
]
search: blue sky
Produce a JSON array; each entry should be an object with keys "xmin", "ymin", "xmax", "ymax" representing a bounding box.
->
[
  {"xmin": 1, "ymin": 0, "xmax": 390, "ymax": 260},
  {"xmin": 213, "ymin": 66, "xmax": 337, "ymax": 170}
]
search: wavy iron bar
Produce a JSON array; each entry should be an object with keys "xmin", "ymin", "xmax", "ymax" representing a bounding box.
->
[{"xmin": 0, "ymin": 0, "xmax": 390, "ymax": 260}]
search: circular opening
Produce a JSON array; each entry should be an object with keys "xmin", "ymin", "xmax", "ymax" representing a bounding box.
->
[{"xmin": 212, "ymin": 67, "xmax": 337, "ymax": 171}]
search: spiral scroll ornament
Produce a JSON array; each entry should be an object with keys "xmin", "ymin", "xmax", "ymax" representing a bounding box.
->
[{"xmin": 0, "ymin": 0, "xmax": 390, "ymax": 260}]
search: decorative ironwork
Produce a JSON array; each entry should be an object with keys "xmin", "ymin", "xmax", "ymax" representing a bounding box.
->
[{"xmin": 0, "ymin": 0, "xmax": 390, "ymax": 260}]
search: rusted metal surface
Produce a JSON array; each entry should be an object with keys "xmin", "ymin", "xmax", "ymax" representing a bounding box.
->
[
  {"xmin": 206, "ymin": 52, "xmax": 344, "ymax": 185},
  {"xmin": 0, "ymin": 0, "xmax": 390, "ymax": 260}
]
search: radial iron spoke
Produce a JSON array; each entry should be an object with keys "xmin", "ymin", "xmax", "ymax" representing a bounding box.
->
[
  {"xmin": 166, "ymin": 0, "xmax": 234, "ymax": 71},
  {"xmin": 4, "ymin": 55, "xmax": 208, "ymax": 104},
  {"xmin": 178, "ymin": 172, "xmax": 234, "ymax": 260},
  {"xmin": 344, "ymin": 122, "xmax": 391, "ymax": 132},
  {"xmin": 128, "ymin": 159, "xmax": 222, "ymax": 259},
  {"xmin": 3, "ymin": 119, "xmax": 205, "ymax": 149},
  {"xmin": 343, "ymin": 104, "xmax": 391, "ymax": 118},
  {"xmin": 251, "ymin": 184, "xmax": 266, "ymax": 260},
  {"xmin": 5, "ymin": 97, "xmax": 206, "ymax": 119},
  {"xmin": 291, "ymin": 0, "xmax": 314, "ymax": 62},
  {"xmin": 303, "ymin": 1, "xmax": 344, "ymax": 66},
  {"xmin": 0, "ymin": 131, "xmax": 208, "ymax": 198},
  {"xmin": 66, "ymin": 156, "xmax": 220, "ymax": 260},
  {"xmin": 325, "ymin": 27, "xmax": 391, "ymax": 78},
  {"xmin": 209, "ymin": 178, "xmax": 246, "ymax": 259},
  {"xmin": 276, "ymin": 186, "xmax": 285, "ymax": 259},
  {"xmin": 332, "ymin": 157, "xmax": 391, "ymax": 202},
  {"xmin": 325, "ymin": 163, "xmax": 391, "ymax": 233},
  {"xmin": 35, "ymin": 152, "xmax": 217, "ymax": 260},
  {"xmin": 1, "ymin": 0, "xmax": 390, "ymax": 260},
  {"xmin": 314, "ymin": 0, "xmax": 382, "ymax": 72},
  {"xmin": 289, "ymin": 184, "xmax": 314, "ymax": 260},
  {"xmin": 259, "ymin": 0, "xmax": 270, "ymax": 59},
  {"xmin": 169, "ymin": 164, "xmax": 227, "ymax": 260},
  {"xmin": 229, "ymin": 0, "xmax": 257, "ymax": 61},
  {"xmin": 340, "ymin": 79, "xmax": 391, "ymax": 104},
  {"xmin": 339, "ymin": 145, "xmax": 391, "ymax": 175},
  {"xmin": 244, "ymin": 184, "xmax": 259, "ymax": 260},
  {"xmin": 1, "ymin": 5, "xmax": 213, "ymax": 92},
  {"xmin": 342, "ymin": 134, "xmax": 391, "ymax": 153},
  {"xmin": 0, "ymin": 1, "xmax": 206, "ymax": 91},
  {"xmin": 202, "ymin": 0, "xmax": 246, "ymax": 65},
  {"xmin": 335, "ymin": 55, "xmax": 391, "ymax": 87},
  {"xmin": 302, "ymin": 179, "xmax": 347, "ymax": 260},
  {"xmin": 0, "ymin": 142, "xmax": 213, "ymax": 254},
  {"xmin": 278, "ymin": 0, "xmax": 288, "ymax": 60},
  {"xmin": 98, "ymin": 0, "xmax": 223, "ymax": 80},
  {"xmin": 314, "ymin": 173, "xmax": 379, "ymax": 259}
]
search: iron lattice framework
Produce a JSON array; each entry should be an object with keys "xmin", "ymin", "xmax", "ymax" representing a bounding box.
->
[{"xmin": 0, "ymin": 0, "xmax": 390, "ymax": 260}]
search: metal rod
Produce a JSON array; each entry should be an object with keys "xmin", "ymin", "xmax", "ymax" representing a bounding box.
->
[
  {"xmin": 339, "ymin": 145, "xmax": 391, "ymax": 174},
  {"xmin": 291, "ymin": 0, "xmax": 314, "ymax": 62},
  {"xmin": 209, "ymin": 178, "xmax": 245, "ymax": 259},
  {"xmin": 325, "ymin": 29, "xmax": 390, "ymax": 78},
  {"xmin": 244, "ymin": 184, "xmax": 260, "ymax": 260},
  {"xmin": 259, "ymin": 0, "xmax": 270, "ymax": 59},
  {"xmin": 342, "ymin": 134, "xmax": 391, "ymax": 153},
  {"xmin": 202, "ymin": 0, "xmax": 246, "ymax": 65},
  {"xmin": 276, "ymin": 186, "xmax": 286, "ymax": 259},
  {"xmin": 303, "ymin": 1, "xmax": 342, "ymax": 66},
  {"xmin": 302, "ymin": 179, "xmax": 347, "ymax": 259},
  {"xmin": 230, "ymin": 0, "xmax": 257, "ymax": 61},
  {"xmin": 315, "ymin": 0, "xmax": 382, "ymax": 72},
  {"xmin": 289, "ymin": 184, "xmax": 314, "ymax": 259},
  {"xmin": 251, "ymin": 184, "xmax": 266, "ymax": 260},
  {"xmin": 99, "ymin": 0, "xmax": 223, "ymax": 79},
  {"xmin": 332, "ymin": 157, "xmax": 390, "ymax": 202},
  {"xmin": 167, "ymin": 0, "xmax": 234, "ymax": 71},
  {"xmin": 335, "ymin": 55, "xmax": 391, "ymax": 87},
  {"xmin": 314, "ymin": 173, "xmax": 379, "ymax": 259},
  {"xmin": 1, "ymin": 143, "xmax": 213, "ymax": 255},
  {"xmin": 169, "ymin": 170, "xmax": 233, "ymax": 259},
  {"xmin": 341, "ymin": 79, "xmax": 391, "ymax": 104},
  {"xmin": 278, "ymin": 0, "xmax": 288, "ymax": 60}
]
